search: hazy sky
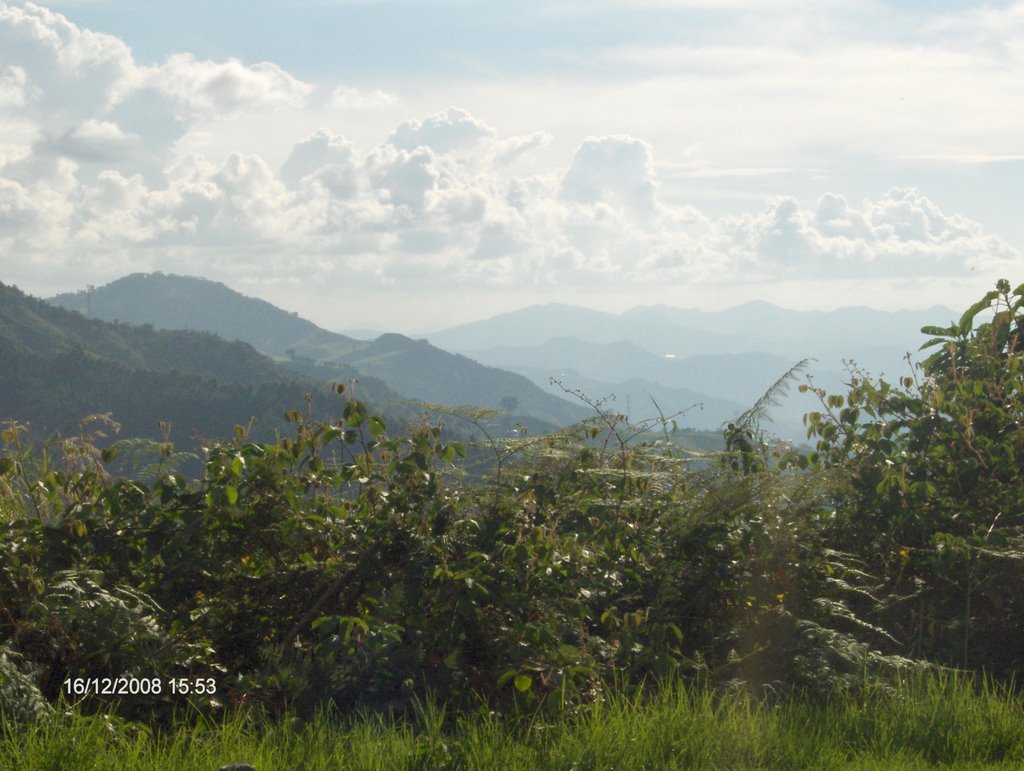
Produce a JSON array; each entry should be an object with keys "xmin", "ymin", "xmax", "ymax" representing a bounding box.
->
[{"xmin": 1, "ymin": 0, "xmax": 1022, "ymax": 333}]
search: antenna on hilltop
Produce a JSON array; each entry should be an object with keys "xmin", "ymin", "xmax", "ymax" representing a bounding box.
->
[{"xmin": 86, "ymin": 284, "xmax": 94, "ymax": 318}]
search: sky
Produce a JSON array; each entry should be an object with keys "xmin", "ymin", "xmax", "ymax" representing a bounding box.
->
[{"xmin": 0, "ymin": 0, "xmax": 1022, "ymax": 334}]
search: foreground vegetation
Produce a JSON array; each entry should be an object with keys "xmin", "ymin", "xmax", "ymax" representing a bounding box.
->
[
  {"xmin": 2, "ymin": 280, "xmax": 1024, "ymax": 763},
  {"xmin": 5, "ymin": 672, "xmax": 1024, "ymax": 769}
]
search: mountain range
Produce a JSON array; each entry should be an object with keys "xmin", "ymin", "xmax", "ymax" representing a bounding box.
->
[
  {"xmin": 49, "ymin": 273, "xmax": 590, "ymax": 430},
  {"xmin": 39, "ymin": 272, "xmax": 957, "ymax": 446},
  {"xmin": 423, "ymin": 299, "xmax": 956, "ymax": 441},
  {"xmin": 427, "ymin": 300, "xmax": 953, "ymax": 373}
]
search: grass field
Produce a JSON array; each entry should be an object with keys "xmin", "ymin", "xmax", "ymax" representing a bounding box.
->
[{"xmin": 4, "ymin": 671, "xmax": 1024, "ymax": 770}]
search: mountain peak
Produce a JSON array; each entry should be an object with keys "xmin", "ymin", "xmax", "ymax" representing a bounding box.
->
[{"xmin": 49, "ymin": 272, "xmax": 356, "ymax": 357}]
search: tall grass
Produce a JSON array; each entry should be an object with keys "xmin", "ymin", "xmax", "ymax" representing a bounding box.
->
[{"xmin": 4, "ymin": 671, "xmax": 1023, "ymax": 770}]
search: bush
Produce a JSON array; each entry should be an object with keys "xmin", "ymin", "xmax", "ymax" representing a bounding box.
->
[
  {"xmin": 798, "ymin": 279, "xmax": 1024, "ymax": 674},
  {"xmin": 3, "ymin": 281, "xmax": 1024, "ymax": 726}
]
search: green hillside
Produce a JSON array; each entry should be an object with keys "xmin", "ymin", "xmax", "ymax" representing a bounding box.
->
[
  {"xmin": 330, "ymin": 333, "xmax": 589, "ymax": 427},
  {"xmin": 51, "ymin": 272, "xmax": 362, "ymax": 360},
  {"xmin": 2, "ymin": 282, "xmax": 293, "ymax": 385},
  {"xmin": 0, "ymin": 282, "xmax": 377, "ymax": 447}
]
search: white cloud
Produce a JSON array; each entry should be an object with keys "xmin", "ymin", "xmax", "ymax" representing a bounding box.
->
[
  {"xmin": 39, "ymin": 118, "xmax": 142, "ymax": 163},
  {"xmin": 388, "ymin": 106, "xmax": 496, "ymax": 154},
  {"xmin": 489, "ymin": 131, "xmax": 551, "ymax": 165},
  {"xmin": 0, "ymin": 1, "xmax": 315, "ymax": 176},
  {"xmin": 1, "ymin": 72, "xmax": 1017, "ymax": 300},
  {"xmin": 279, "ymin": 128, "xmax": 359, "ymax": 195},
  {"xmin": 0, "ymin": 176, "xmax": 37, "ymax": 232},
  {"xmin": 150, "ymin": 54, "xmax": 312, "ymax": 118},
  {"xmin": 328, "ymin": 85, "xmax": 398, "ymax": 110},
  {"xmin": 0, "ymin": 64, "xmax": 28, "ymax": 108},
  {"xmin": 701, "ymin": 189, "xmax": 1019, "ymax": 281},
  {"xmin": 1, "ymin": 2, "xmax": 1021, "ymax": 326},
  {"xmin": 561, "ymin": 135, "xmax": 657, "ymax": 214},
  {"xmin": 367, "ymin": 143, "xmax": 440, "ymax": 211},
  {"xmin": 0, "ymin": 1, "xmax": 135, "ymax": 129}
]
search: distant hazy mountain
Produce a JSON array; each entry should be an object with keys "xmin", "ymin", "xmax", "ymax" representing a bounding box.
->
[
  {"xmin": 425, "ymin": 303, "xmax": 744, "ymax": 357},
  {"xmin": 621, "ymin": 301, "xmax": 955, "ymax": 374},
  {"xmin": 426, "ymin": 299, "xmax": 954, "ymax": 442},
  {"xmin": 459, "ymin": 337, "xmax": 850, "ymax": 441},
  {"xmin": 50, "ymin": 274, "xmax": 589, "ymax": 429},
  {"xmin": 427, "ymin": 300, "xmax": 955, "ymax": 375},
  {"xmin": 462, "ymin": 337, "xmax": 808, "ymax": 406}
]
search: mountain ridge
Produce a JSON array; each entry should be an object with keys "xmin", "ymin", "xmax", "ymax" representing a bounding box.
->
[
  {"xmin": 428, "ymin": 297, "xmax": 957, "ymax": 390},
  {"xmin": 0, "ymin": 281, "xmax": 373, "ymax": 448},
  {"xmin": 49, "ymin": 274, "xmax": 590, "ymax": 429}
]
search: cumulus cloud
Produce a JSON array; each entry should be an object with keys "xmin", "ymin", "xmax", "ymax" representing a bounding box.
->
[
  {"xmin": 489, "ymin": 131, "xmax": 551, "ymax": 165},
  {"xmin": 328, "ymin": 85, "xmax": 398, "ymax": 110},
  {"xmin": 561, "ymin": 136, "xmax": 657, "ymax": 214},
  {"xmin": 0, "ymin": 2, "xmax": 1019, "ymax": 313},
  {"xmin": 0, "ymin": 176, "xmax": 37, "ymax": 232},
  {"xmin": 388, "ymin": 107, "xmax": 496, "ymax": 154},
  {"xmin": 0, "ymin": 1, "xmax": 313, "ymax": 174},
  {"xmin": 150, "ymin": 54, "xmax": 312, "ymax": 118},
  {"xmin": 279, "ymin": 128, "xmax": 359, "ymax": 195},
  {"xmin": 38, "ymin": 118, "xmax": 143, "ymax": 164},
  {"xmin": 0, "ymin": 64, "xmax": 28, "ymax": 108},
  {"xmin": 3, "ymin": 111, "xmax": 1016, "ymax": 298},
  {"xmin": 0, "ymin": 1, "xmax": 135, "ymax": 127},
  {"xmin": 702, "ymin": 189, "xmax": 1019, "ymax": 281},
  {"xmin": 367, "ymin": 144, "xmax": 440, "ymax": 211}
]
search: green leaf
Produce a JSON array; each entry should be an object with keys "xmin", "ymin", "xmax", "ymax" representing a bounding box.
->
[
  {"xmin": 513, "ymin": 674, "xmax": 533, "ymax": 692},
  {"xmin": 311, "ymin": 616, "xmax": 336, "ymax": 632},
  {"xmin": 668, "ymin": 623, "xmax": 684, "ymax": 642},
  {"xmin": 225, "ymin": 485, "xmax": 238, "ymax": 505},
  {"xmin": 320, "ymin": 428, "xmax": 342, "ymax": 444},
  {"xmin": 344, "ymin": 400, "xmax": 367, "ymax": 426},
  {"xmin": 919, "ymin": 337, "xmax": 950, "ymax": 350},
  {"xmin": 958, "ymin": 291, "xmax": 999, "ymax": 335}
]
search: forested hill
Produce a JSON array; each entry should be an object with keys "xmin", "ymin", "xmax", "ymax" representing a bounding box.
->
[
  {"xmin": 0, "ymin": 282, "xmax": 384, "ymax": 447},
  {"xmin": 2, "ymin": 281, "xmax": 293, "ymax": 385},
  {"xmin": 51, "ymin": 272, "xmax": 360, "ymax": 360}
]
